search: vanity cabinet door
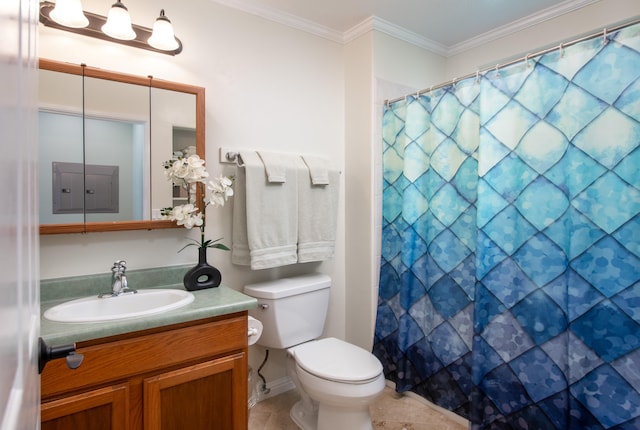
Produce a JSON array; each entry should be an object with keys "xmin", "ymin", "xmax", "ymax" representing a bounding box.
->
[
  {"xmin": 41, "ymin": 383, "xmax": 129, "ymax": 430},
  {"xmin": 143, "ymin": 353, "xmax": 247, "ymax": 430}
]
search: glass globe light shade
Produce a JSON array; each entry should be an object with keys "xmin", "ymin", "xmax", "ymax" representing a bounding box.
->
[
  {"xmin": 148, "ymin": 10, "xmax": 179, "ymax": 51},
  {"xmin": 49, "ymin": 0, "xmax": 89, "ymax": 28},
  {"xmin": 101, "ymin": 1, "xmax": 136, "ymax": 41}
]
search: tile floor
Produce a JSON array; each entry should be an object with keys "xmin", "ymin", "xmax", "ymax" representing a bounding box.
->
[{"xmin": 248, "ymin": 386, "xmax": 468, "ymax": 430}]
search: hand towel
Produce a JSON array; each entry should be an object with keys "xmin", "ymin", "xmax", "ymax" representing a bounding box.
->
[
  {"xmin": 258, "ymin": 151, "xmax": 287, "ymax": 183},
  {"xmin": 301, "ymin": 155, "xmax": 330, "ymax": 185},
  {"xmin": 233, "ymin": 151, "xmax": 298, "ymax": 269},
  {"xmin": 297, "ymin": 160, "xmax": 339, "ymax": 263},
  {"xmin": 231, "ymin": 156, "xmax": 251, "ymax": 266}
]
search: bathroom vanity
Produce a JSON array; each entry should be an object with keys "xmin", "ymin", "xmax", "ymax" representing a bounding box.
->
[{"xmin": 39, "ymin": 267, "xmax": 257, "ymax": 430}]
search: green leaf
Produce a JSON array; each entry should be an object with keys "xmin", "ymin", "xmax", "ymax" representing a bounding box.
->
[{"xmin": 177, "ymin": 242, "xmax": 199, "ymax": 253}]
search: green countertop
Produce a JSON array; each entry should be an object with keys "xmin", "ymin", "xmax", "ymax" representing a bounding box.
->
[{"xmin": 40, "ymin": 265, "xmax": 257, "ymax": 346}]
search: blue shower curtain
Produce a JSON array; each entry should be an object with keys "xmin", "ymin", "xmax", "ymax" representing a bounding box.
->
[{"xmin": 374, "ymin": 23, "xmax": 640, "ymax": 429}]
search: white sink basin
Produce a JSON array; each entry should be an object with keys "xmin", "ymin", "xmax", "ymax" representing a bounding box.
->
[{"xmin": 44, "ymin": 289, "xmax": 195, "ymax": 323}]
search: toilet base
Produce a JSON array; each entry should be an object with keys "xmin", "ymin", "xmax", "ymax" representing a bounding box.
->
[
  {"xmin": 290, "ymin": 400, "xmax": 317, "ymax": 430},
  {"xmin": 317, "ymin": 403, "xmax": 373, "ymax": 430},
  {"xmin": 290, "ymin": 399, "xmax": 374, "ymax": 430}
]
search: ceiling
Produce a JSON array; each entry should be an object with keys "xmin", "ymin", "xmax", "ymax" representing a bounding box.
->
[{"xmin": 212, "ymin": 0, "xmax": 598, "ymax": 53}]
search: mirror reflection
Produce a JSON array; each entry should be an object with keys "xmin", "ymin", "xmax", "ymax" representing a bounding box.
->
[
  {"xmin": 37, "ymin": 59, "xmax": 203, "ymax": 234},
  {"xmin": 149, "ymin": 87, "xmax": 197, "ymax": 215},
  {"xmin": 83, "ymin": 76, "xmax": 149, "ymax": 223}
]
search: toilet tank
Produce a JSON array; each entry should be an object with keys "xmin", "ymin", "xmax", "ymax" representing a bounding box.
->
[{"xmin": 243, "ymin": 274, "xmax": 331, "ymax": 349}]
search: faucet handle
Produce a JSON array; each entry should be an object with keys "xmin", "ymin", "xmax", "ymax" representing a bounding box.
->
[{"xmin": 112, "ymin": 260, "xmax": 127, "ymax": 271}]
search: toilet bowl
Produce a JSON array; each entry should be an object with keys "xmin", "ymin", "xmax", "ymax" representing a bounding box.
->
[
  {"xmin": 288, "ymin": 338, "xmax": 385, "ymax": 430},
  {"xmin": 244, "ymin": 274, "xmax": 385, "ymax": 430}
]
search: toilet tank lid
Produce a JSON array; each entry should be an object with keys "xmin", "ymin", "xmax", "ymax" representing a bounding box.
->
[{"xmin": 243, "ymin": 273, "xmax": 331, "ymax": 299}]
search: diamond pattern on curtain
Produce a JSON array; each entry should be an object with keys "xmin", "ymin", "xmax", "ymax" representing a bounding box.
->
[
  {"xmin": 374, "ymin": 23, "xmax": 640, "ymax": 429},
  {"xmin": 375, "ymin": 80, "xmax": 480, "ymax": 417}
]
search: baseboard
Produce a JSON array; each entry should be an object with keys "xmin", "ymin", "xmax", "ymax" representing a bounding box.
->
[{"xmin": 384, "ymin": 380, "xmax": 469, "ymax": 427}]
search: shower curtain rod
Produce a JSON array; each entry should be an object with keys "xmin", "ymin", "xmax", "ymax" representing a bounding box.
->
[{"xmin": 385, "ymin": 16, "xmax": 640, "ymax": 106}]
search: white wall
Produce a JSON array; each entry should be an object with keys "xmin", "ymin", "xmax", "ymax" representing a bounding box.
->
[
  {"xmin": 38, "ymin": 0, "xmax": 345, "ymax": 385},
  {"xmin": 344, "ymin": 32, "xmax": 375, "ymax": 350},
  {"xmin": 374, "ymin": 31, "xmax": 447, "ymax": 91}
]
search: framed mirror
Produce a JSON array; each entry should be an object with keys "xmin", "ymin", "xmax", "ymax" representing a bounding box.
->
[{"xmin": 38, "ymin": 58, "xmax": 205, "ymax": 234}]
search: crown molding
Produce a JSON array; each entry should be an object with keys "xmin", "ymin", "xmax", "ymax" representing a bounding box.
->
[
  {"xmin": 210, "ymin": 0, "xmax": 344, "ymax": 43},
  {"xmin": 210, "ymin": 0, "xmax": 601, "ymax": 55},
  {"xmin": 447, "ymin": 0, "xmax": 602, "ymax": 56},
  {"xmin": 345, "ymin": 16, "xmax": 449, "ymax": 56}
]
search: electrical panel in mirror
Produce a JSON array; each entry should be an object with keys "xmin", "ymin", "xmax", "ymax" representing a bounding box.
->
[{"xmin": 38, "ymin": 59, "xmax": 205, "ymax": 234}]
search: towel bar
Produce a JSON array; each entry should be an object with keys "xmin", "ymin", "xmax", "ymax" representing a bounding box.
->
[{"xmin": 219, "ymin": 148, "xmax": 341, "ymax": 175}]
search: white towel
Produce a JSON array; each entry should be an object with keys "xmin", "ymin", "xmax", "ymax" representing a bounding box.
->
[
  {"xmin": 301, "ymin": 155, "xmax": 330, "ymax": 185},
  {"xmin": 232, "ymin": 151, "xmax": 298, "ymax": 270},
  {"xmin": 258, "ymin": 151, "xmax": 287, "ymax": 183},
  {"xmin": 231, "ymin": 156, "xmax": 250, "ymax": 266},
  {"xmin": 297, "ymin": 161, "xmax": 339, "ymax": 263}
]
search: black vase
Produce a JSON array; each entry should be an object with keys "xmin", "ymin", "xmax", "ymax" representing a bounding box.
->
[{"xmin": 183, "ymin": 247, "xmax": 222, "ymax": 291}]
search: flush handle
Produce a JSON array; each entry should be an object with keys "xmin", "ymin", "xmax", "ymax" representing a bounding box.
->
[{"xmin": 259, "ymin": 303, "xmax": 269, "ymax": 310}]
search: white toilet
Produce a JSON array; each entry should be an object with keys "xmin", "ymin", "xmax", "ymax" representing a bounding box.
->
[{"xmin": 244, "ymin": 274, "xmax": 385, "ymax": 430}]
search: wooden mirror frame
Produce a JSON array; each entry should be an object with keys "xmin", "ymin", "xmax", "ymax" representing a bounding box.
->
[{"xmin": 39, "ymin": 58, "xmax": 205, "ymax": 235}]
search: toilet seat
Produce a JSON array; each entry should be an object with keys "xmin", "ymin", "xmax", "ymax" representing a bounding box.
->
[{"xmin": 290, "ymin": 337, "xmax": 383, "ymax": 384}]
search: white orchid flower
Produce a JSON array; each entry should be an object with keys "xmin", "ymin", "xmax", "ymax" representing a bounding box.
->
[
  {"xmin": 163, "ymin": 154, "xmax": 234, "ymax": 250},
  {"xmin": 167, "ymin": 204, "xmax": 203, "ymax": 229},
  {"xmin": 207, "ymin": 176, "xmax": 234, "ymax": 207},
  {"xmin": 164, "ymin": 154, "xmax": 209, "ymax": 185}
]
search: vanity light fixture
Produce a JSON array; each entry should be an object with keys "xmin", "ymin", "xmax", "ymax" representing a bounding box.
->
[{"xmin": 39, "ymin": 1, "xmax": 183, "ymax": 55}]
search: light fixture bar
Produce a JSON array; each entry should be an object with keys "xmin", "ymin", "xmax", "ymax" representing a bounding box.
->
[{"xmin": 39, "ymin": 1, "xmax": 183, "ymax": 56}]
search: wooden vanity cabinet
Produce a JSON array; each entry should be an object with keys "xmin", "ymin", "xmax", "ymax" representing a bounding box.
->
[{"xmin": 41, "ymin": 312, "xmax": 249, "ymax": 430}]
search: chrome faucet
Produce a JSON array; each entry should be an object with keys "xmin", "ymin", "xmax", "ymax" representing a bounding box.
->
[{"xmin": 100, "ymin": 260, "xmax": 137, "ymax": 297}]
